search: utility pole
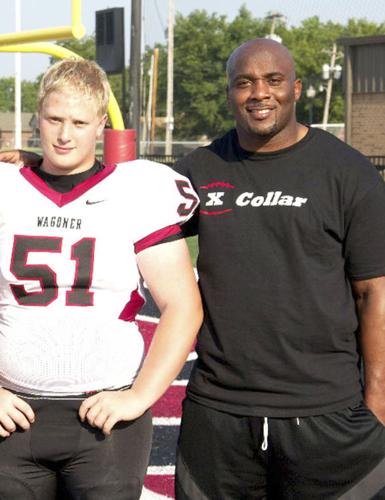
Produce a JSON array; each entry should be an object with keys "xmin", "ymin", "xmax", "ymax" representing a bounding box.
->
[
  {"xmin": 150, "ymin": 47, "xmax": 159, "ymax": 154},
  {"xmin": 265, "ymin": 12, "xmax": 284, "ymax": 43},
  {"xmin": 129, "ymin": 0, "xmax": 141, "ymax": 155},
  {"xmin": 165, "ymin": 0, "xmax": 174, "ymax": 156},
  {"xmin": 322, "ymin": 43, "xmax": 342, "ymax": 129}
]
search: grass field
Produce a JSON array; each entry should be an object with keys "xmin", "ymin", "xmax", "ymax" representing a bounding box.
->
[{"xmin": 186, "ymin": 236, "xmax": 198, "ymax": 266}]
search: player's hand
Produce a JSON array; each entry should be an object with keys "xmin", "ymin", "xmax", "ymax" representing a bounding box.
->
[
  {"xmin": 0, "ymin": 149, "xmax": 41, "ymax": 168},
  {"xmin": 0, "ymin": 387, "xmax": 35, "ymax": 438},
  {"xmin": 79, "ymin": 389, "xmax": 148, "ymax": 436}
]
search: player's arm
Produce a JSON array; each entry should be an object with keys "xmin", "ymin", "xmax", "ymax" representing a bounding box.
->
[
  {"xmin": 352, "ymin": 276, "xmax": 385, "ymax": 425},
  {"xmin": 0, "ymin": 387, "xmax": 35, "ymax": 437},
  {"xmin": 79, "ymin": 238, "xmax": 203, "ymax": 435},
  {"xmin": 0, "ymin": 149, "xmax": 41, "ymax": 167}
]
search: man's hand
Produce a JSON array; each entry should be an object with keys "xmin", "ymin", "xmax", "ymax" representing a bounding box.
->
[
  {"xmin": 78, "ymin": 389, "xmax": 147, "ymax": 436},
  {"xmin": 0, "ymin": 149, "xmax": 41, "ymax": 168},
  {"xmin": 0, "ymin": 387, "xmax": 35, "ymax": 438}
]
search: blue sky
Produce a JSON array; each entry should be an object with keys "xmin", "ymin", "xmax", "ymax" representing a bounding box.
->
[{"xmin": 0, "ymin": 0, "xmax": 384, "ymax": 80}]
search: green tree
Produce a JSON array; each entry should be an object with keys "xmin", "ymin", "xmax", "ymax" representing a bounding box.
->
[
  {"xmin": 0, "ymin": 78, "xmax": 39, "ymax": 112},
  {"xmin": 0, "ymin": 78, "xmax": 15, "ymax": 111},
  {"xmin": 172, "ymin": 10, "xmax": 229, "ymax": 139},
  {"xmin": 21, "ymin": 80, "xmax": 40, "ymax": 112},
  {"xmin": 55, "ymin": 36, "xmax": 96, "ymax": 61}
]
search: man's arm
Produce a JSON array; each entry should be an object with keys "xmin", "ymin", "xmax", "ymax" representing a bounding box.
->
[
  {"xmin": 352, "ymin": 276, "xmax": 385, "ymax": 425},
  {"xmin": 79, "ymin": 238, "xmax": 203, "ymax": 435},
  {"xmin": 0, "ymin": 149, "xmax": 41, "ymax": 167}
]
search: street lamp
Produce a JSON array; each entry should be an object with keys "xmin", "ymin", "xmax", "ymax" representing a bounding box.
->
[
  {"xmin": 322, "ymin": 63, "xmax": 342, "ymax": 80},
  {"xmin": 306, "ymin": 84, "xmax": 316, "ymax": 125}
]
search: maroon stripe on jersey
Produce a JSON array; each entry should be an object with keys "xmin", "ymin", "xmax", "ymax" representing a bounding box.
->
[
  {"xmin": 134, "ymin": 224, "xmax": 182, "ymax": 254},
  {"xmin": 152, "ymin": 385, "xmax": 185, "ymax": 417},
  {"xmin": 19, "ymin": 165, "xmax": 117, "ymax": 207},
  {"xmin": 119, "ymin": 287, "xmax": 145, "ymax": 321}
]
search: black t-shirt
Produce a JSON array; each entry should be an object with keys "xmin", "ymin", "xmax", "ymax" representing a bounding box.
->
[
  {"xmin": 31, "ymin": 160, "xmax": 104, "ymax": 192},
  {"xmin": 174, "ymin": 127, "xmax": 385, "ymax": 417}
]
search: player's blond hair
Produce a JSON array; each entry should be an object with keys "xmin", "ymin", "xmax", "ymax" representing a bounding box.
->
[{"xmin": 38, "ymin": 58, "xmax": 110, "ymax": 117}]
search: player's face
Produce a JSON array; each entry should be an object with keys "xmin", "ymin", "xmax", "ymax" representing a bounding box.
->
[
  {"xmin": 38, "ymin": 90, "xmax": 107, "ymax": 175},
  {"xmin": 227, "ymin": 43, "xmax": 302, "ymax": 151}
]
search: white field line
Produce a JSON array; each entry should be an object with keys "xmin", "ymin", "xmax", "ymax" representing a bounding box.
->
[
  {"xmin": 140, "ymin": 487, "xmax": 171, "ymax": 499},
  {"xmin": 137, "ymin": 314, "xmax": 160, "ymax": 324},
  {"xmin": 172, "ymin": 379, "xmax": 187, "ymax": 386},
  {"xmin": 153, "ymin": 417, "xmax": 181, "ymax": 426},
  {"xmin": 147, "ymin": 465, "xmax": 175, "ymax": 475}
]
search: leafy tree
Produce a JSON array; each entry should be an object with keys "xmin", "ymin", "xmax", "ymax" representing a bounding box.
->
[
  {"xmin": 22, "ymin": 80, "xmax": 40, "ymax": 112},
  {"xmin": 0, "ymin": 78, "xmax": 15, "ymax": 111},
  {"xmin": 55, "ymin": 36, "xmax": 96, "ymax": 62},
  {"xmin": 172, "ymin": 10, "xmax": 229, "ymax": 139},
  {"xmin": 0, "ymin": 77, "xmax": 39, "ymax": 112}
]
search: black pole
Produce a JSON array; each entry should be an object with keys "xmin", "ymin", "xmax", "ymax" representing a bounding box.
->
[
  {"xmin": 129, "ymin": 0, "xmax": 141, "ymax": 156},
  {"xmin": 122, "ymin": 68, "xmax": 127, "ymax": 127}
]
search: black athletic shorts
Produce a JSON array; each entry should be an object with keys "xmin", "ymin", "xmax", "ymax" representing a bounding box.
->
[
  {"xmin": 0, "ymin": 394, "xmax": 152, "ymax": 500},
  {"xmin": 176, "ymin": 398, "xmax": 385, "ymax": 500}
]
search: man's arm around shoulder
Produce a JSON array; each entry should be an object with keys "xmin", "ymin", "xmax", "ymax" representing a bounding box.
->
[{"xmin": 0, "ymin": 149, "xmax": 40, "ymax": 167}]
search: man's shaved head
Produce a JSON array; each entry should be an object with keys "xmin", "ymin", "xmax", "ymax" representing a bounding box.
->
[{"xmin": 226, "ymin": 38, "xmax": 296, "ymax": 83}]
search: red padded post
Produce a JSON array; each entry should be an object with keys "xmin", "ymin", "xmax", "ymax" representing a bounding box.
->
[{"xmin": 103, "ymin": 128, "xmax": 136, "ymax": 163}]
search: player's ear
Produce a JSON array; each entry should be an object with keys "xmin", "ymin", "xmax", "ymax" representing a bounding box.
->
[
  {"xmin": 294, "ymin": 79, "xmax": 302, "ymax": 102},
  {"xmin": 97, "ymin": 114, "xmax": 108, "ymax": 138}
]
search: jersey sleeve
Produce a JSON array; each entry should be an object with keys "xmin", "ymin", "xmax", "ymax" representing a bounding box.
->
[
  {"xmin": 129, "ymin": 161, "xmax": 199, "ymax": 253},
  {"xmin": 344, "ymin": 178, "xmax": 385, "ymax": 280}
]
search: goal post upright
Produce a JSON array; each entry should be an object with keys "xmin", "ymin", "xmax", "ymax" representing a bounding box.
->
[{"xmin": 0, "ymin": 0, "xmax": 85, "ymax": 46}]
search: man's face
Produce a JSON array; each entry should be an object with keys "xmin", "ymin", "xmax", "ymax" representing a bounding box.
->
[
  {"xmin": 227, "ymin": 43, "xmax": 302, "ymax": 151},
  {"xmin": 38, "ymin": 90, "xmax": 107, "ymax": 175}
]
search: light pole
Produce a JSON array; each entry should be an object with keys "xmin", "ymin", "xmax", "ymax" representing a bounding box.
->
[
  {"xmin": 265, "ymin": 12, "xmax": 285, "ymax": 43},
  {"xmin": 306, "ymin": 84, "xmax": 316, "ymax": 125},
  {"xmin": 321, "ymin": 43, "xmax": 342, "ymax": 129}
]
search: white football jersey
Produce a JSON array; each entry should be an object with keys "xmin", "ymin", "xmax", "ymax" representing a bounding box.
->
[{"xmin": 0, "ymin": 160, "xmax": 198, "ymax": 396}]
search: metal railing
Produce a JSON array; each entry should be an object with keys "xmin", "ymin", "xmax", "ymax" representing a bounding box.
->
[
  {"xmin": 367, "ymin": 156, "xmax": 385, "ymax": 179},
  {"xmin": 139, "ymin": 154, "xmax": 183, "ymax": 166}
]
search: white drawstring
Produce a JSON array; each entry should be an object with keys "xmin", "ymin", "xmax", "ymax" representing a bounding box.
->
[
  {"xmin": 261, "ymin": 417, "xmax": 269, "ymax": 451},
  {"xmin": 261, "ymin": 417, "xmax": 300, "ymax": 451}
]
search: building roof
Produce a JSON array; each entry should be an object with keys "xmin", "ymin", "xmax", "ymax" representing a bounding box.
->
[{"xmin": 338, "ymin": 35, "xmax": 385, "ymax": 46}]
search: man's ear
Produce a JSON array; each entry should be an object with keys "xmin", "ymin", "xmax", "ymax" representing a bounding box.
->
[
  {"xmin": 294, "ymin": 79, "xmax": 302, "ymax": 103},
  {"xmin": 97, "ymin": 114, "xmax": 108, "ymax": 138}
]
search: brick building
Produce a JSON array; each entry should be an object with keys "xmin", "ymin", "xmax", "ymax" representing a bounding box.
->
[
  {"xmin": 0, "ymin": 112, "xmax": 36, "ymax": 149},
  {"xmin": 339, "ymin": 35, "xmax": 385, "ymax": 158}
]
